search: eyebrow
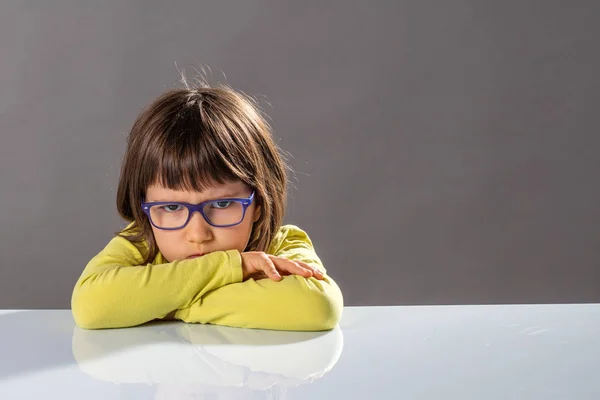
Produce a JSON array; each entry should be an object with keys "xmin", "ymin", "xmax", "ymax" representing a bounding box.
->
[{"xmin": 146, "ymin": 191, "xmax": 245, "ymax": 203}]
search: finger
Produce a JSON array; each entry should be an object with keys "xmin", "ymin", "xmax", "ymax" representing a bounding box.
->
[
  {"xmin": 270, "ymin": 256, "xmax": 312, "ymax": 278},
  {"xmin": 296, "ymin": 261, "xmax": 325, "ymax": 280},
  {"xmin": 260, "ymin": 255, "xmax": 282, "ymax": 281},
  {"xmin": 275, "ymin": 257, "xmax": 319, "ymax": 279},
  {"xmin": 288, "ymin": 260, "xmax": 314, "ymax": 278}
]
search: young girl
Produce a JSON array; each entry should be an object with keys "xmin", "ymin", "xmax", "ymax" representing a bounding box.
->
[{"xmin": 71, "ymin": 79, "xmax": 343, "ymax": 331}]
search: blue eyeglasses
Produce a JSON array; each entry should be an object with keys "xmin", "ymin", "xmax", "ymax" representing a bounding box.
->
[{"xmin": 142, "ymin": 191, "xmax": 255, "ymax": 230}]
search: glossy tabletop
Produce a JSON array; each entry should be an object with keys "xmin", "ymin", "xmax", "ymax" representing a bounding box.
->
[{"xmin": 1, "ymin": 305, "xmax": 599, "ymax": 399}]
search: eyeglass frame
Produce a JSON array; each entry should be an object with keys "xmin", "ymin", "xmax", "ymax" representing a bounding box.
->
[{"xmin": 141, "ymin": 191, "xmax": 256, "ymax": 230}]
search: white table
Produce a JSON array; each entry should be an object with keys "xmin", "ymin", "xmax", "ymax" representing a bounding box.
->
[{"xmin": 1, "ymin": 305, "xmax": 599, "ymax": 399}]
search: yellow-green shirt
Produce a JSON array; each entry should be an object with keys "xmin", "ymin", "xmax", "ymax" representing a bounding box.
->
[{"xmin": 71, "ymin": 224, "xmax": 343, "ymax": 331}]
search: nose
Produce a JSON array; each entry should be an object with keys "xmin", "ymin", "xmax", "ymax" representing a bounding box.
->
[{"xmin": 184, "ymin": 210, "xmax": 213, "ymax": 243}]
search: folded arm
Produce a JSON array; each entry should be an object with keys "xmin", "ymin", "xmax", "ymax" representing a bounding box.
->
[
  {"xmin": 177, "ymin": 226, "xmax": 344, "ymax": 331},
  {"xmin": 71, "ymin": 236, "xmax": 242, "ymax": 329}
]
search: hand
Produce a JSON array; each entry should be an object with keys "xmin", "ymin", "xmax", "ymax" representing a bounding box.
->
[{"xmin": 240, "ymin": 251, "xmax": 325, "ymax": 282}]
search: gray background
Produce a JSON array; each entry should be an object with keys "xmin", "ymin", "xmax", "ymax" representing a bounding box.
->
[{"xmin": 0, "ymin": 1, "xmax": 598, "ymax": 309}]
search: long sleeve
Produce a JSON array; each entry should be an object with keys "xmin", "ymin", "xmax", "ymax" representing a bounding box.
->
[
  {"xmin": 176, "ymin": 225, "xmax": 344, "ymax": 331},
  {"xmin": 71, "ymin": 235, "xmax": 243, "ymax": 330}
]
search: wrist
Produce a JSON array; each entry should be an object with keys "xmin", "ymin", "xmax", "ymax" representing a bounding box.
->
[{"xmin": 227, "ymin": 250, "xmax": 244, "ymax": 283}]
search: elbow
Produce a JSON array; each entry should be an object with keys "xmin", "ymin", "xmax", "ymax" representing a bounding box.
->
[
  {"xmin": 71, "ymin": 295, "xmax": 100, "ymax": 330},
  {"xmin": 72, "ymin": 305, "xmax": 100, "ymax": 330},
  {"xmin": 304, "ymin": 280, "xmax": 344, "ymax": 331},
  {"xmin": 72, "ymin": 311, "xmax": 102, "ymax": 330},
  {"xmin": 71, "ymin": 286, "xmax": 111, "ymax": 330}
]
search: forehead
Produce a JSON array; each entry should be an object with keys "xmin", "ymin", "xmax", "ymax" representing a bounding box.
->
[{"xmin": 146, "ymin": 180, "xmax": 249, "ymax": 202}]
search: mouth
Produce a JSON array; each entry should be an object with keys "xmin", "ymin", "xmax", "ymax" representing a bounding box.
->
[{"xmin": 187, "ymin": 253, "xmax": 205, "ymax": 259}]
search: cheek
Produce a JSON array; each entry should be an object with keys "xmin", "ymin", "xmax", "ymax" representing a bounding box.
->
[
  {"xmin": 241, "ymin": 216, "xmax": 257, "ymax": 244},
  {"xmin": 152, "ymin": 228, "xmax": 179, "ymax": 253},
  {"xmin": 247, "ymin": 203, "xmax": 260, "ymax": 223},
  {"xmin": 219, "ymin": 222, "xmax": 254, "ymax": 251},
  {"xmin": 150, "ymin": 226, "xmax": 163, "ymax": 243}
]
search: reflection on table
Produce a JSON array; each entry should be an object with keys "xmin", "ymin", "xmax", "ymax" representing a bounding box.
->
[{"xmin": 72, "ymin": 321, "xmax": 343, "ymax": 398}]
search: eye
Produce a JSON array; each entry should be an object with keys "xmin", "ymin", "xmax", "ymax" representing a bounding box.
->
[
  {"xmin": 211, "ymin": 200, "xmax": 233, "ymax": 209},
  {"xmin": 161, "ymin": 204, "xmax": 184, "ymax": 212}
]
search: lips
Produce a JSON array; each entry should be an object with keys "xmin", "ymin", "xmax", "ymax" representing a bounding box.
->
[{"xmin": 187, "ymin": 253, "xmax": 205, "ymax": 259}]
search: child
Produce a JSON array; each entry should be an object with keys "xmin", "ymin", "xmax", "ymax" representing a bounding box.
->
[{"xmin": 71, "ymin": 78, "xmax": 343, "ymax": 331}]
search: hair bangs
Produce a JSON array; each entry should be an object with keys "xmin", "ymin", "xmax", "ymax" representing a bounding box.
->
[{"xmin": 145, "ymin": 107, "xmax": 250, "ymax": 194}]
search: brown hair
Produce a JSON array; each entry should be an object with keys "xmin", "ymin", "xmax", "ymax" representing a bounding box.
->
[{"xmin": 116, "ymin": 81, "xmax": 288, "ymax": 265}]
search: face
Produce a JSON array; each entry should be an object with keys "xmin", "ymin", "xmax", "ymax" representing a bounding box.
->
[{"xmin": 145, "ymin": 180, "xmax": 260, "ymax": 262}]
